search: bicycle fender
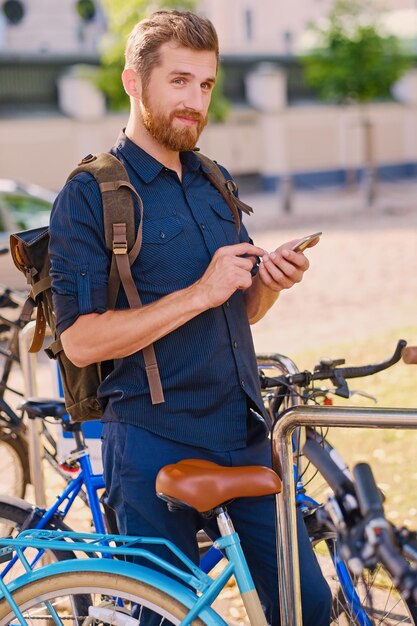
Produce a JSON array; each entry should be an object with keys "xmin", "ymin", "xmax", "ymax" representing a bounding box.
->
[{"xmin": 1, "ymin": 558, "xmax": 227, "ymax": 626}]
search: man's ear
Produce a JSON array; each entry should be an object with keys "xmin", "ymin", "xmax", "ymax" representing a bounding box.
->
[{"xmin": 122, "ymin": 68, "xmax": 142, "ymax": 99}]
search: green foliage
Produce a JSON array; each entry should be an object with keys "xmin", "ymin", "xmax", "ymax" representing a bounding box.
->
[
  {"xmin": 95, "ymin": 0, "xmax": 229, "ymax": 121},
  {"xmin": 301, "ymin": 0, "xmax": 413, "ymax": 103}
]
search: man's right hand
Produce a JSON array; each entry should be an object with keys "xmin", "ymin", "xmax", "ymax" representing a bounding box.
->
[{"xmin": 194, "ymin": 242, "xmax": 266, "ymax": 309}]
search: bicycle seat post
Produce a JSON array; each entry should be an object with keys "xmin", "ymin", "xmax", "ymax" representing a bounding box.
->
[{"xmin": 213, "ymin": 505, "xmax": 269, "ymax": 626}]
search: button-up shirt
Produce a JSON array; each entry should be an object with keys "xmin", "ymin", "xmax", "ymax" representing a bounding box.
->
[{"xmin": 49, "ymin": 131, "xmax": 266, "ymax": 451}]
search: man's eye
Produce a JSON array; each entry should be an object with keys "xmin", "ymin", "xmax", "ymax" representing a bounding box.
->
[{"xmin": 173, "ymin": 78, "xmax": 185, "ymax": 85}]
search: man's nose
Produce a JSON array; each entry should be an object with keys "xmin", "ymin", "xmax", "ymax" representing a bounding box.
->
[{"xmin": 182, "ymin": 84, "xmax": 205, "ymax": 112}]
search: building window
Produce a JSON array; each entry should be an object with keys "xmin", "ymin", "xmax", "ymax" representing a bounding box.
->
[
  {"xmin": 244, "ymin": 8, "xmax": 253, "ymax": 41},
  {"xmin": 76, "ymin": 0, "xmax": 96, "ymax": 22},
  {"xmin": 2, "ymin": 0, "xmax": 24, "ymax": 25}
]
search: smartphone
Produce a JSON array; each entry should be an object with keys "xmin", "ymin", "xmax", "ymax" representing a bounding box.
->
[{"xmin": 291, "ymin": 231, "xmax": 322, "ymax": 253}]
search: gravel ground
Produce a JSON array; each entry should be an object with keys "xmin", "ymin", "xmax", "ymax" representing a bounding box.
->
[{"xmin": 245, "ymin": 180, "xmax": 417, "ymax": 358}]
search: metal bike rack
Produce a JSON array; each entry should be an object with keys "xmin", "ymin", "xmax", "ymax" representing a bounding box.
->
[
  {"xmin": 271, "ymin": 405, "xmax": 417, "ymax": 626},
  {"xmin": 18, "ymin": 321, "xmax": 47, "ymax": 508}
]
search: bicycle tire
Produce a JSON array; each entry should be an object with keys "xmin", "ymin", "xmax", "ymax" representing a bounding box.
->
[
  {"xmin": 0, "ymin": 496, "xmax": 80, "ymax": 564},
  {"xmin": 0, "ymin": 569, "xmax": 210, "ymax": 626},
  {"xmin": 310, "ymin": 531, "xmax": 417, "ymax": 625},
  {"xmin": 0, "ymin": 429, "xmax": 29, "ymax": 499},
  {"xmin": 302, "ymin": 435, "xmax": 417, "ymax": 625}
]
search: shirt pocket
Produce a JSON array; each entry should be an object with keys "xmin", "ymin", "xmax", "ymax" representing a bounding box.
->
[
  {"xmin": 209, "ymin": 200, "xmax": 240, "ymax": 245},
  {"xmin": 138, "ymin": 216, "xmax": 193, "ymax": 284}
]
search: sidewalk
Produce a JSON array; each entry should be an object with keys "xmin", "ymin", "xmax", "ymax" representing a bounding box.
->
[{"xmin": 242, "ymin": 178, "xmax": 417, "ymax": 233}]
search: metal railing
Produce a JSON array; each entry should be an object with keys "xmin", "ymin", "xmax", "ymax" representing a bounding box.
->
[{"xmin": 272, "ymin": 405, "xmax": 417, "ymax": 626}]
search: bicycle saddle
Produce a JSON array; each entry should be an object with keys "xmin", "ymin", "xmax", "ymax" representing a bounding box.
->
[
  {"xmin": 156, "ymin": 459, "xmax": 282, "ymax": 513},
  {"xmin": 19, "ymin": 398, "xmax": 67, "ymax": 420}
]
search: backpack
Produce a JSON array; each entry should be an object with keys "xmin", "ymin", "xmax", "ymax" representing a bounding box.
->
[{"xmin": 9, "ymin": 151, "xmax": 253, "ymax": 422}]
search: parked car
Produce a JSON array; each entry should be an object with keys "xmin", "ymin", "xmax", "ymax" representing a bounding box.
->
[{"xmin": 0, "ymin": 179, "xmax": 55, "ymax": 232}]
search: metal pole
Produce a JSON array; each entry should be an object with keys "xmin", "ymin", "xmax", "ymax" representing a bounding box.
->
[
  {"xmin": 271, "ymin": 405, "xmax": 417, "ymax": 626},
  {"xmin": 18, "ymin": 321, "xmax": 46, "ymax": 508}
]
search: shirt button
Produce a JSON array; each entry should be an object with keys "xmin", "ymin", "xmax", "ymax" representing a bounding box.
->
[
  {"xmin": 233, "ymin": 341, "xmax": 238, "ymax": 349},
  {"xmin": 225, "ymin": 301, "xmax": 230, "ymax": 308},
  {"xmin": 200, "ymin": 223, "xmax": 206, "ymax": 230},
  {"xmin": 160, "ymin": 232, "xmax": 166, "ymax": 239},
  {"xmin": 240, "ymin": 379, "xmax": 245, "ymax": 387}
]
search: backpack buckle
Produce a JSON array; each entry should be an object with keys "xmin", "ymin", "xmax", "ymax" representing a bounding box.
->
[
  {"xmin": 113, "ymin": 240, "xmax": 128, "ymax": 255},
  {"xmin": 226, "ymin": 179, "xmax": 238, "ymax": 194},
  {"xmin": 112, "ymin": 223, "xmax": 128, "ymax": 254}
]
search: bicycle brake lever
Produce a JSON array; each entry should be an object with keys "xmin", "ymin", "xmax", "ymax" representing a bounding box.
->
[
  {"xmin": 332, "ymin": 371, "xmax": 349, "ymax": 398},
  {"xmin": 349, "ymin": 390, "xmax": 378, "ymax": 403}
]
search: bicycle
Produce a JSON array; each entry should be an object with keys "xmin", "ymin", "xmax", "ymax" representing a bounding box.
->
[
  {"xmin": 0, "ymin": 341, "xmax": 411, "ymax": 623},
  {"xmin": 257, "ymin": 339, "xmax": 417, "ymax": 624},
  {"xmin": 0, "ymin": 277, "xmax": 92, "ymax": 500},
  {"xmin": 0, "ymin": 281, "xmax": 30, "ymax": 499},
  {"xmin": 0, "ymin": 398, "xmax": 119, "ymax": 566},
  {"xmin": 302, "ymin": 426, "xmax": 417, "ymax": 624},
  {"xmin": 1, "ymin": 444, "xmax": 416, "ymax": 626}
]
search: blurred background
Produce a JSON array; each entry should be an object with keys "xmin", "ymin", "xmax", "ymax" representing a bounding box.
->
[{"xmin": 1, "ymin": 0, "xmax": 417, "ymax": 196}]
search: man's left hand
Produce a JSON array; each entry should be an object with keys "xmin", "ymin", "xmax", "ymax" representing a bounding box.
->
[{"xmin": 257, "ymin": 238, "xmax": 315, "ymax": 292}]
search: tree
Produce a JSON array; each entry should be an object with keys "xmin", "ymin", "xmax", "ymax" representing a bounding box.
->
[
  {"xmin": 301, "ymin": 0, "xmax": 413, "ymax": 205},
  {"xmin": 96, "ymin": 0, "xmax": 229, "ymax": 121}
]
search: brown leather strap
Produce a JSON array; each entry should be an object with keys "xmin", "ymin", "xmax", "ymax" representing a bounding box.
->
[
  {"xmin": 28, "ymin": 301, "xmax": 46, "ymax": 353},
  {"xmin": 113, "ymin": 224, "xmax": 164, "ymax": 405},
  {"xmin": 20, "ymin": 297, "xmax": 35, "ymax": 324},
  {"xmin": 46, "ymin": 337, "xmax": 63, "ymax": 358},
  {"xmin": 196, "ymin": 152, "xmax": 254, "ymax": 231},
  {"xmin": 31, "ymin": 275, "xmax": 52, "ymax": 300}
]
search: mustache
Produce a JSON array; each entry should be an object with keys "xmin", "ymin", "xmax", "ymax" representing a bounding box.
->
[{"xmin": 170, "ymin": 109, "xmax": 206, "ymax": 123}]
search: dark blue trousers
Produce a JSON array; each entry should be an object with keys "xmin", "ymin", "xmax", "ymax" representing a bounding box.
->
[{"xmin": 102, "ymin": 421, "xmax": 331, "ymax": 626}]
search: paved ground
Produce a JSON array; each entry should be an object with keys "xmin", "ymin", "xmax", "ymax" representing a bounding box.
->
[{"xmin": 243, "ymin": 180, "xmax": 417, "ymax": 359}]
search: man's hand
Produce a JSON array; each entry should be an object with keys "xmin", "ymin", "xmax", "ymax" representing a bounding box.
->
[
  {"xmin": 257, "ymin": 236, "xmax": 319, "ymax": 293},
  {"xmin": 195, "ymin": 242, "xmax": 266, "ymax": 309}
]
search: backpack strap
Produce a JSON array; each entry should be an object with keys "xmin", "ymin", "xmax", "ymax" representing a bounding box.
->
[
  {"xmin": 195, "ymin": 152, "xmax": 254, "ymax": 231},
  {"xmin": 67, "ymin": 153, "xmax": 164, "ymax": 405}
]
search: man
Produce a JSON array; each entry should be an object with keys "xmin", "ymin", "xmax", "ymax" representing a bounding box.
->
[{"xmin": 49, "ymin": 10, "xmax": 331, "ymax": 625}]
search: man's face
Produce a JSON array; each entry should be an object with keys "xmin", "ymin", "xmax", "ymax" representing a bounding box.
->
[{"xmin": 139, "ymin": 42, "xmax": 217, "ymax": 152}]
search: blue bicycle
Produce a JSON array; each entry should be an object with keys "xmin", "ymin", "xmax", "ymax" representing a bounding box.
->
[{"xmin": 0, "ymin": 451, "xmax": 416, "ymax": 626}]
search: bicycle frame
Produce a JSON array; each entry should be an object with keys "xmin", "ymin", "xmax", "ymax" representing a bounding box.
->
[
  {"xmin": 0, "ymin": 442, "xmax": 107, "ymax": 579},
  {"xmin": 0, "ymin": 529, "xmax": 260, "ymax": 626}
]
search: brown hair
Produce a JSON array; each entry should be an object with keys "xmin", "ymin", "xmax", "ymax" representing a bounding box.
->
[{"xmin": 125, "ymin": 10, "xmax": 219, "ymax": 88}]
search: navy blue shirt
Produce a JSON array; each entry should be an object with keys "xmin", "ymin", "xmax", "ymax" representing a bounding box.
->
[{"xmin": 49, "ymin": 131, "xmax": 266, "ymax": 451}]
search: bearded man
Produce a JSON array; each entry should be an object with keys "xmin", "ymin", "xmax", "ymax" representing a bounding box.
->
[{"xmin": 49, "ymin": 10, "xmax": 331, "ymax": 626}]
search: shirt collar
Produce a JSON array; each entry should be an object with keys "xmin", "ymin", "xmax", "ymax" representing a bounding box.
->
[{"xmin": 114, "ymin": 130, "xmax": 202, "ymax": 183}]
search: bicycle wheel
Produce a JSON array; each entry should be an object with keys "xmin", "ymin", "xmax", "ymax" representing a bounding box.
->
[
  {"xmin": 0, "ymin": 569, "xmax": 210, "ymax": 626},
  {"xmin": 0, "ymin": 428, "xmax": 29, "ymax": 499},
  {"xmin": 310, "ymin": 525, "xmax": 417, "ymax": 625},
  {"xmin": 0, "ymin": 497, "xmax": 78, "ymax": 569}
]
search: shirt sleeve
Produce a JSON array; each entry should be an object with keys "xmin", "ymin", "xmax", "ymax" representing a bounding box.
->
[{"xmin": 49, "ymin": 173, "xmax": 110, "ymax": 336}]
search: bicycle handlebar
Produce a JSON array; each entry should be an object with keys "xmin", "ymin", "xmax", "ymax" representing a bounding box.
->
[
  {"xmin": 260, "ymin": 339, "xmax": 407, "ymax": 393},
  {"xmin": 353, "ymin": 463, "xmax": 384, "ymax": 517}
]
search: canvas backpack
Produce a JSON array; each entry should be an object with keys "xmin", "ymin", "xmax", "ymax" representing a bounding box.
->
[{"xmin": 9, "ymin": 151, "xmax": 253, "ymax": 423}]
